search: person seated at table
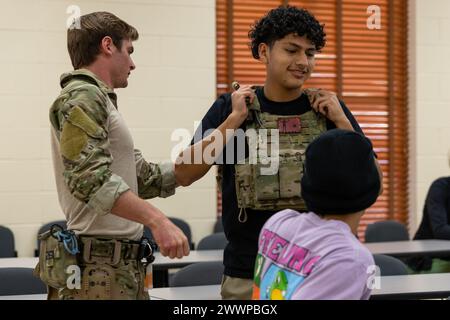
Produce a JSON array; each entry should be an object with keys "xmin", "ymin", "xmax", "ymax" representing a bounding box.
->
[
  {"xmin": 252, "ymin": 129, "xmax": 381, "ymax": 300},
  {"xmin": 407, "ymin": 172, "xmax": 450, "ymax": 273}
]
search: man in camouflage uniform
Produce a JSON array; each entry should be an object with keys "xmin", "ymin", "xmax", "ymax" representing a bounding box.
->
[
  {"xmin": 174, "ymin": 6, "xmax": 383, "ymax": 300},
  {"xmin": 42, "ymin": 11, "xmax": 189, "ymax": 300}
]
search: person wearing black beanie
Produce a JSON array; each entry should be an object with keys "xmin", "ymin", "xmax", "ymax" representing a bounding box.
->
[
  {"xmin": 253, "ymin": 129, "xmax": 381, "ymax": 300},
  {"xmin": 301, "ymin": 129, "xmax": 381, "ymax": 217},
  {"xmin": 175, "ymin": 5, "xmax": 383, "ymax": 300}
]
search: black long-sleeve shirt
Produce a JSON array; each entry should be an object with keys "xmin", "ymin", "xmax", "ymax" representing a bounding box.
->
[
  {"xmin": 414, "ymin": 177, "xmax": 450, "ymax": 240},
  {"xmin": 408, "ymin": 177, "xmax": 450, "ymax": 271},
  {"xmin": 191, "ymin": 87, "xmax": 364, "ymax": 278}
]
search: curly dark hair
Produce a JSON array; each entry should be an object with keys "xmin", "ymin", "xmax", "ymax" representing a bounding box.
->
[{"xmin": 249, "ymin": 6, "xmax": 326, "ymax": 59}]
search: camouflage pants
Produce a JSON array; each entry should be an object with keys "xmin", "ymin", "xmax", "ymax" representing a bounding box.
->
[
  {"xmin": 47, "ymin": 259, "xmax": 149, "ymax": 300},
  {"xmin": 220, "ymin": 275, "xmax": 253, "ymax": 300},
  {"xmin": 42, "ymin": 236, "xmax": 150, "ymax": 300}
]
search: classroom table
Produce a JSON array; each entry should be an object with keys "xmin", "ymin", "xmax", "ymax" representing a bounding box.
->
[
  {"xmin": 152, "ymin": 250, "xmax": 223, "ymax": 270},
  {"xmin": 0, "ymin": 294, "xmax": 46, "ymax": 300},
  {"xmin": 2, "ymin": 273, "xmax": 450, "ymax": 300},
  {"xmin": 0, "ymin": 250, "xmax": 224, "ymax": 287},
  {"xmin": 3, "ymin": 240, "xmax": 450, "ymax": 270},
  {"xmin": 3, "ymin": 240, "xmax": 450, "ymax": 289},
  {"xmin": 365, "ymin": 240, "xmax": 450, "ymax": 258},
  {"xmin": 145, "ymin": 273, "xmax": 450, "ymax": 300},
  {"xmin": 370, "ymin": 272, "xmax": 450, "ymax": 299},
  {"xmin": 149, "ymin": 285, "xmax": 220, "ymax": 300},
  {"xmin": 0, "ymin": 257, "xmax": 38, "ymax": 269},
  {"xmin": 151, "ymin": 250, "xmax": 223, "ymax": 287},
  {"xmin": 4, "ymin": 240, "xmax": 450, "ymax": 270},
  {"xmin": 0, "ymin": 250, "xmax": 223, "ymax": 269}
]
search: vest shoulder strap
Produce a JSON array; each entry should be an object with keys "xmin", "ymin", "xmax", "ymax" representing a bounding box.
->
[{"xmin": 245, "ymin": 87, "xmax": 323, "ymax": 129}]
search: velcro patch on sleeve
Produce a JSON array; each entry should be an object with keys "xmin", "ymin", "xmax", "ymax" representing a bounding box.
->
[
  {"xmin": 66, "ymin": 105, "xmax": 104, "ymax": 138},
  {"xmin": 60, "ymin": 122, "xmax": 88, "ymax": 161}
]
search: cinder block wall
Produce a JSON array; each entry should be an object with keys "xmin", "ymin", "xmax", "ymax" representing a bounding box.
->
[
  {"xmin": 1, "ymin": 0, "xmax": 448, "ymax": 256},
  {"xmin": 409, "ymin": 0, "xmax": 450, "ymax": 234},
  {"xmin": 0, "ymin": 0, "xmax": 216, "ymax": 256}
]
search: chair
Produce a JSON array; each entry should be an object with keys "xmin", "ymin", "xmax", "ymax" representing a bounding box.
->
[
  {"xmin": 143, "ymin": 225, "xmax": 155, "ymax": 241},
  {"xmin": 365, "ymin": 220, "xmax": 409, "ymax": 243},
  {"xmin": 169, "ymin": 261, "xmax": 224, "ymax": 287},
  {"xmin": 197, "ymin": 232, "xmax": 227, "ymax": 250},
  {"xmin": 373, "ymin": 254, "xmax": 408, "ymax": 276},
  {"xmin": 213, "ymin": 219, "xmax": 223, "ymax": 233},
  {"xmin": 147, "ymin": 218, "xmax": 193, "ymax": 287},
  {"xmin": 0, "ymin": 226, "xmax": 17, "ymax": 257},
  {"xmin": 35, "ymin": 220, "xmax": 67, "ymax": 257},
  {"xmin": 170, "ymin": 217, "xmax": 194, "ymax": 250},
  {"xmin": 0, "ymin": 268, "xmax": 47, "ymax": 295}
]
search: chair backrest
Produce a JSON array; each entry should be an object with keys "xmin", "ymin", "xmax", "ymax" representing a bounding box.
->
[
  {"xmin": 365, "ymin": 220, "xmax": 409, "ymax": 243},
  {"xmin": 35, "ymin": 220, "xmax": 67, "ymax": 257},
  {"xmin": 169, "ymin": 261, "xmax": 224, "ymax": 287},
  {"xmin": 0, "ymin": 226, "xmax": 17, "ymax": 258},
  {"xmin": 197, "ymin": 232, "xmax": 227, "ymax": 250},
  {"xmin": 213, "ymin": 219, "xmax": 223, "ymax": 233},
  {"xmin": 143, "ymin": 225, "xmax": 154, "ymax": 240},
  {"xmin": 143, "ymin": 217, "xmax": 194, "ymax": 250},
  {"xmin": 169, "ymin": 217, "xmax": 193, "ymax": 248},
  {"xmin": 0, "ymin": 268, "xmax": 47, "ymax": 295},
  {"xmin": 373, "ymin": 254, "xmax": 408, "ymax": 276}
]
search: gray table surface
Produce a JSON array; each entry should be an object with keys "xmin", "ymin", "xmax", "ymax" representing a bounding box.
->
[
  {"xmin": 0, "ymin": 250, "xmax": 223, "ymax": 270},
  {"xmin": 3, "ymin": 240, "xmax": 450, "ymax": 270},
  {"xmin": 370, "ymin": 272, "xmax": 450, "ymax": 299},
  {"xmin": 3, "ymin": 241, "xmax": 450, "ymax": 300},
  {"xmin": 152, "ymin": 250, "xmax": 223, "ymax": 270},
  {"xmin": 3, "ymin": 273, "xmax": 450, "ymax": 300},
  {"xmin": 364, "ymin": 240, "xmax": 450, "ymax": 258}
]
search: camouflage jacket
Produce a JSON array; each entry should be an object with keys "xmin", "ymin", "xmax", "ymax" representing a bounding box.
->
[{"xmin": 49, "ymin": 69, "xmax": 176, "ymax": 217}]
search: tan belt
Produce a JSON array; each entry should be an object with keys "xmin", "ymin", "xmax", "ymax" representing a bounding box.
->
[{"xmin": 79, "ymin": 237, "xmax": 142, "ymax": 266}]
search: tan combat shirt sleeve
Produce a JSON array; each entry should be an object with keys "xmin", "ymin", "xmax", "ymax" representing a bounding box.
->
[
  {"xmin": 134, "ymin": 149, "xmax": 176, "ymax": 199},
  {"xmin": 49, "ymin": 84, "xmax": 130, "ymax": 216}
]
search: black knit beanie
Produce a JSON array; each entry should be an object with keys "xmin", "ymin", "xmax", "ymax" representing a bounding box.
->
[{"xmin": 301, "ymin": 129, "xmax": 380, "ymax": 215}]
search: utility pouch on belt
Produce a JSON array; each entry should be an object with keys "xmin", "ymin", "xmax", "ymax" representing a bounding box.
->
[
  {"xmin": 34, "ymin": 225, "xmax": 79, "ymax": 289},
  {"xmin": 82, "ymin": 264, "xmax": 114, "ymax": 299},
  {"xmin": 76, "ymin": 237, "xmax": 155, "ymax": 299}
]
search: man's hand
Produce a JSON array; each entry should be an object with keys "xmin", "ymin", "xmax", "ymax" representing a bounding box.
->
[
  {"xmin": 173, "ymin": 82, "xmax": 255, "ymax": 187},
  {"xmin": 148, "ymin": 215, "xmax": 190, "ymax": 259},
  {"xmin": 111, "ymin": 190, "xmax": 190, "ymax": 259},
  {"xmin": 309, "ymin": 89, "xmax": 353, "ymax": 130},
  {"xmin": 229, "ymin": 83, "xmax": 254, "ymax": 126}
]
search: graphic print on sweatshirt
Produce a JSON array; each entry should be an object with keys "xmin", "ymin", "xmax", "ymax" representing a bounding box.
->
[{"xmin": 252, "ymin": 228, "xmax": 321, "ymax": 300}]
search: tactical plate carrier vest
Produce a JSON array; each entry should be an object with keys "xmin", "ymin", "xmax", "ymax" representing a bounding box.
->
[{"xmin": 233, "ymin": 88, "xmax": 327, "ymax": 221}]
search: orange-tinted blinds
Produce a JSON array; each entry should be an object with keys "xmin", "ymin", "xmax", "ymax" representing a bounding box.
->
[{"xmin": 216, "ymin": 0, "xmax": 408, "ymax": 239}]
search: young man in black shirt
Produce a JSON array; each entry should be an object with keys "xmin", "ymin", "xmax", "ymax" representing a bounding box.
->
[
  {"xmin": 408, "ymin": 168, "xmax": 450, "ymax": 273},
  {"xmin": 175, "ymin": 6, "xmax": 382, "ymax": 299}
]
